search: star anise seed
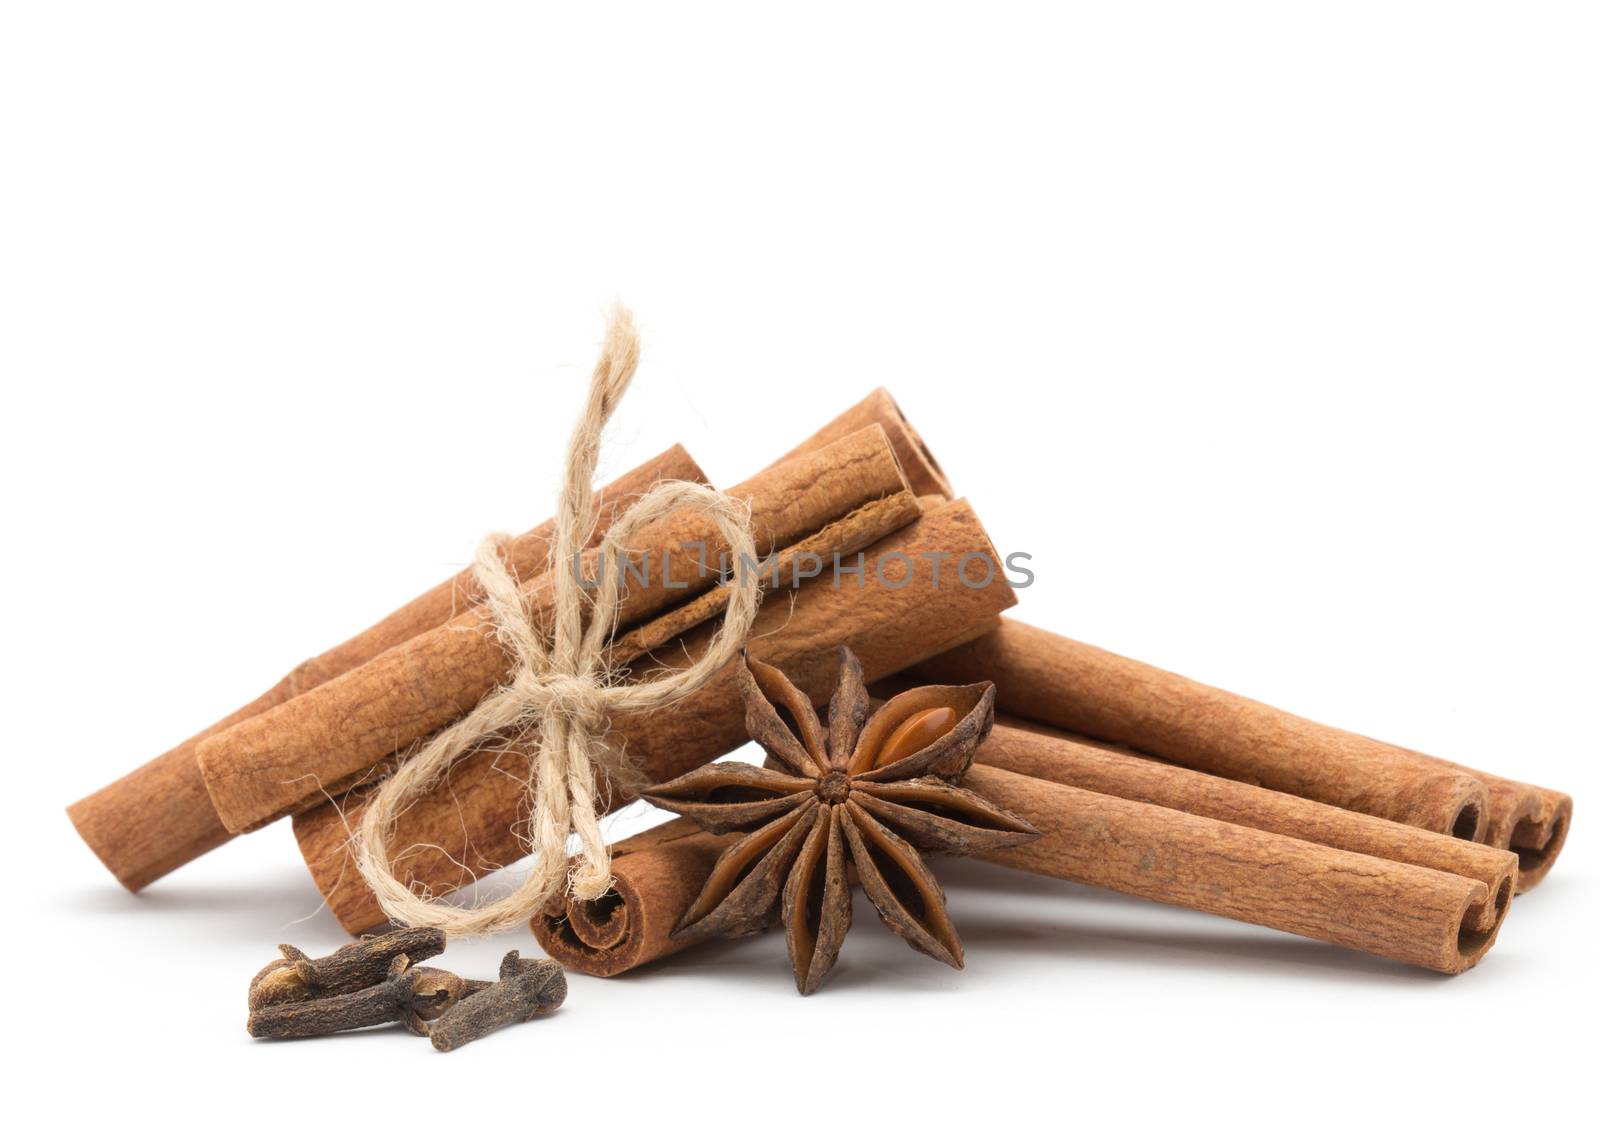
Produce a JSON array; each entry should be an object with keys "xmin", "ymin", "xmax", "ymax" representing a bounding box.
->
[{"xmin": 642, "ymin": 646, "xmax": 1039, "ymax": 994}]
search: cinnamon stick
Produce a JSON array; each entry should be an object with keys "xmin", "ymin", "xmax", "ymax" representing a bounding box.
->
[
  {"xmin": 533, "ymin": 719, "xmax": 1515, "ymax": 977},
  {"xmin": 972, "ymin": 719, "xmax": 1516, "ymax": 936},
  {"xmin": 295, "ymin": 498, "xmax": 1017, "ymax": 934},
  {"xmin": 913, "ymin": 620, "xmax": 1571, "ymax": 890},
  {"xmin": 766, "ymin": 387, "xmax": 951, "ymax": 500},
  {"xmin": 1409, "ymin": 762, "xmax": 1570, "ymax": 892},
  {"xmin": 966, "ymin": 762, "xmax": 1507, "ymax": 974},
  {"xmin": 196, "ymin": 425, "xmax": 916, "ymax": 834},
  {"xmin": 66, "ymin": 444, "xmax": 705, "ymax": 890},
  {"xmin": 911, "ymin": 620, "xmax": 1495, "ymax": 842},
  {"xmin": 532, "ymin": 819, "xmax": 732, "ymax": 976}
]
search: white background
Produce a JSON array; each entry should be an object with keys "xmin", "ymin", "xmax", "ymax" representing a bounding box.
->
[{"xmin": 3, "ymin": 3, "xmax": 1595, "ymax": 1126}]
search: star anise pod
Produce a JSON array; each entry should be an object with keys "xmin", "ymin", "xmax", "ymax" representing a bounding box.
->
[{"xmin": 642, "ymin": 647, "xmax": 1039, "ymax": 994}]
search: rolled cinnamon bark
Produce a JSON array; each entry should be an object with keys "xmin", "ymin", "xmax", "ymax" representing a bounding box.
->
[
  {"xmin": 1413, "ymin": 764, "xmax": 1570, "ymax": 892},
  {"xmin": 532, "ymin": 719, "xmax": 1515, "ymax": 977},
  {"xmin": 767, "ymin": 387, "xmax": 951, "ymax": 500},
  {"xmin": 973, "ymin": 719, "xmax": 1517, "ymax": 934},
  {"xmin": 1514, "ymin": 791, "xmax": 1571, "ymax": 890},
  {"xmin": 66, "ymin": 444, "xmax": 705, "ymax": 891},
  {"xmin": 532, "ymin": 819, "xmax": 733, "ymax": 975},
  {"xmin": 295, "ymin": 498, "xmax": 1017, "ymax": 934},
  {"xmin": 914, "ymin": 620, "xmax": 1572, "ymax": 890},
  {"xmin": 602, "ymin": 492, "xmax": 920, "ymax": 669},
  {"xmin": 197, "ymin": 425, "xmax": 915, "ymax": 834},
  {"xmin": 967, "ymin": 763, "xmax": 1508, "ymax": 974},
  {"xmin": 911, "ymin": 620, "xmax": 1494, "ymax": 843},
  {"xmin": 69, "ymin": 387, "xmax": 952, "ymax": 891}
]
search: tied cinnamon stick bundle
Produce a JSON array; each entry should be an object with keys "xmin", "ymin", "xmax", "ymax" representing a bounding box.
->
[
  {"xmin": 535, "ymin": 718, "xmax": 1515, "ymax": 978},
  {"xmin": 911, "ymin": 620, "xmax": 1571, "ymax": 890},
  {"xmin": 67, "ymin": 385, "xmax": 947, "ymax": 892},
  {"xmin": 296, "ymin": 498, "xmax": 1017, "ymax": 934},
  {"xmin": 343, "ymin": 309, "xmax": 781, "ymax": 935},
  {"xmin": 66, "ymin": 444, "xmax": 706, "ymax": 890},
  {"xmin": 195, "ymin": 424, "xmax": 918, "ymax": 835}
]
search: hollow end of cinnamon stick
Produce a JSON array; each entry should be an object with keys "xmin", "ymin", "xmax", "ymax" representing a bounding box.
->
[
  {"xmin": 567, "ymin": 889, "xmax": 629, "ymax": 951},
  {"xmin": 1421, "ymin": 768, "xmax": 1571, "ymax": 891},
  {"xmin": 1508, "ymin": 792, "xmax": 1572, "ymax": 892},
  {"xmin": 1433, "ymin": 835, "xmax": 1517, "ymax": 939},
  {"xmin": 1454, "ymin": 873, "xmax": 1515, "ymax": 969},
  {"xmin": 870, "ymin": 388, "xmax": 953, "ymax": 500},
  {"xmin": 768, "ymin": 387, "xmax": 952, "ymax": 501},
  {"xmin": 1381, "ymin": 773, "xmax": 1490, "ymax": 843},
  {"xmin": 530, "ymin": 823, "xmax": 731, "ymax": 977},
  {"xmin": 1448, "ymin": 793, "xmax": 1488, "ymax": 843},
  {"xmin": 534, "ymin": 887, "xmax": 641, "ymax": 977}
]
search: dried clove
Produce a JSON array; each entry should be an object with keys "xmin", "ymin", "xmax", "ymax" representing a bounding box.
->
[
  {"xmin": 248, "ymin": 955, "xmax": 485, "ymax": 1039},
  {"xmin": 248, "ymin": 926, "xmax": 447, "ymax": 1010},
  {"xmin": 428, "ymin": 951, "xmax": 567, "ymax": 1052}
]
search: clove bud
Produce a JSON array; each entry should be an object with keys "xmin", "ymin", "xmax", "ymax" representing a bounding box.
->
[
  {"xmin": 428, "ymin": 951, "xmax": 567, "ymax": 1052},
  {"xmin": 248, "ymin": 926, "xmax": 447, "ymax": 1010},
  {"xmin": 248, "ymin": 955, "xmax": 485, "ymax": 1039}
]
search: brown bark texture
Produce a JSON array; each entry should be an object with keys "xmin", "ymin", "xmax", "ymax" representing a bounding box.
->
[
  {"xmin": 295, "ymin": 498, "xmax": 1018, "ymax": 934},
  {"xmin": 912, "ymin": 619, "xmax": 1570, "ymax": 890},
  {"xmin": 70, "ymin": 384, "xmax": 943, "ymax": 890},
  {"xmin": 971, "ymin": 720, "xmax": 1516, "ymax": 939},
  {"xmin": 532, "ymin": 718, "xmax": 1514, "ymax": 977},
  {"xmin": 66, "ymin": 445, "xmax": 705, "ymax": 890},
  {"xmin": 967, "ymin": 762, "xmax": 1507, "ymax": 974},
  {"xmin": 766, "ymin": 386, "xmax": 952, "ymax": 500},
  {"xmin": 913, "ymin": 621, "xmax": 1487, "ymax": 839},
  {"xmin": 1405, "ymin": 758, "xmax": 1570, "ymax": 892},
  {"xmin": 197, "ymin": 425, "xmax": 912, "ymax": 833},
  {"xmin": 531, "ymin": 819, "xmax": 734, "ymax": 976}
]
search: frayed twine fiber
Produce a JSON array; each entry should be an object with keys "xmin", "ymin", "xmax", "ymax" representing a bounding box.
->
[{"xmin": 354, "ymin": 306, "xmax": 761, "ymax": 936}]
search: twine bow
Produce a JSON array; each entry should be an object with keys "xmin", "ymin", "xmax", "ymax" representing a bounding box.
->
[{"xmin": 354, "ymin": 307, "xmax": 762, "ymax": 936}]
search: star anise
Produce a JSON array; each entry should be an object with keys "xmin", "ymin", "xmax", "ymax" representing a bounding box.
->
[{"xmin": 642, "ymin": 646, "xmax": 1039, "ymax": 994}]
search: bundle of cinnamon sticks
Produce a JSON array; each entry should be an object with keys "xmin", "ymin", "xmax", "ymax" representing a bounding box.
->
[
  {"xmin": 69, "ymin": 389, "xmax": 1004, "ymax": 916},
  {"xmin": 70, "ymin": 382, "xmax": 1571, "ymax": 982}
]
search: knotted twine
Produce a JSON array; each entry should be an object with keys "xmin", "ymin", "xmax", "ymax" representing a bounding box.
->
[{"xmin": 354, "ymin": 307, "xmax": 762, "ymax": 936}]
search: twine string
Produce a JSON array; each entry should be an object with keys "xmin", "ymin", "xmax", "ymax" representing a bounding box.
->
[{"xmin": 354, "ymin": 307, "xmax": 761, "ymax": 936}]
